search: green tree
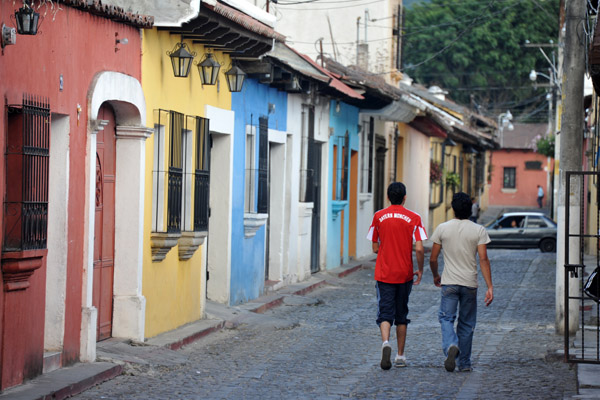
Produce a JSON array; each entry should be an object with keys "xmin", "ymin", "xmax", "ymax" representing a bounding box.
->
[{"xmin": 402, "ymin": 0, "xmax": 560, "ymax": 122}]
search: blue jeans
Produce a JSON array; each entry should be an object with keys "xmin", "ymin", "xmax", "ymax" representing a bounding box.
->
[{"xmin": 439, "ymin": 285, "xmax": 477, "ymax": 369}]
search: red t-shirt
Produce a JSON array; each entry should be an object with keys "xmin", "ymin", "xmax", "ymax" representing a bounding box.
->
[{"xmin": 367, "ymin": 205, "xmax": 427, "ymax": 284}]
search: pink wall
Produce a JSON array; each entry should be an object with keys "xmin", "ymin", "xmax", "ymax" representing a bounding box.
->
[
  {"xmin": 0, "ymin": 2, "xmax": 143, "ymax": 387},
  {"xmin": 489, "ymin": 150, "xmax": 552, "ymax": 207}
]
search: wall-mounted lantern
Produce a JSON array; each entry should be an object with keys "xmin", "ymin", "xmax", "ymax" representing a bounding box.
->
[
  {"xmin": 225, "ymin": 64, "xmax": 246, "ymax": 92},
  {"xmin": 167, "ymin": 42, "xmax": 196, "ymax": 78},
  {"xmin": 197, "ymin": 53, "xmax": 221, "ymax": 85},
  {"xmin": 15, "ymin": 1, "xmax": 40, "ymax": 35}
]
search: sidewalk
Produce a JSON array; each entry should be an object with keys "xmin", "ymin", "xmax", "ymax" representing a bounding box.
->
[{"xmin": 0, "ymin": 257, "xmax": 374, "ymax": 400}]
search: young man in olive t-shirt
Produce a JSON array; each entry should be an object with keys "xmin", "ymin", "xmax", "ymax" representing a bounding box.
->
[{"xmin": 429, "ymin": 192, "xmax": 493, "ymax": 372}]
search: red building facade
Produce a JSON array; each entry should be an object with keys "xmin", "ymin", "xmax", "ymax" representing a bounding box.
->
[
  {"xmin": 0, "ymin": 1, "xmax": 151, "ymax": 389},
  {"xmin": 489, "ymin": 124, "xmax": 553, "ymax": 208}
]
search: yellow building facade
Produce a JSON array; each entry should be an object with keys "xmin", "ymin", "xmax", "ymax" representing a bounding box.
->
[{"xmin": 141, "ymin": 28, "xmax": 232, "ymax": 338}]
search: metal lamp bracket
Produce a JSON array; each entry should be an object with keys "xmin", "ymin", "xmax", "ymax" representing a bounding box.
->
[{"xmin": 1, "ymin": 24, "xmax": 16, "ymax": 48}]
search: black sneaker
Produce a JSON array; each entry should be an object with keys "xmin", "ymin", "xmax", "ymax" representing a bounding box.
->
[
  {"xmin": 458, "ymin": 367, "xmax": 473, "ymax": 372},
  {"xmin": 380, "ymin": 343, "xmax": 392, "ymax": 370},
  {"xmin": 445, "ymin": 345, "xmax": 459, "ymax": 372}
]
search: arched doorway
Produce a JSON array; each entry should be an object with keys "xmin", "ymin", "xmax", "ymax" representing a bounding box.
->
[{"xmin": 93, "ymin": 103, "xmax": 117, "ymax": 341}]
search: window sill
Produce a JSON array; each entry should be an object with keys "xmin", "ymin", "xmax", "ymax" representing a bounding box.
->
[
  {"xmin": 1, "ymin": 249, "xmax": 47, "ymax": 291},
  {"xmin": 244, "ymin": 213, "xmax": 269, "ymax": 238},
  {"xmin": 429, "ymin": 201, "xmax": 443, "ymax": 210},
  {"xmin": 178, "ymin": 231, "xmax": 207, "ymax": 261},
  {"xmin": 331, "ymin": 200, "xmax": 348, "ymax": 220},
  {"xmin": 150, "ymin": 232, "xmax": 181, "ymax": 262},
  {"xmin": 501, "ymin": 188, "xmax": 517, "ymax": 193},
  {"xmin": 359, "ymin": 193, "xmax": 372, "ymax": 209}
]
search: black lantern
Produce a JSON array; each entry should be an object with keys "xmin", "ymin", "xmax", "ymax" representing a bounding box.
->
[
  {"xmin": 225, "ymin": 64, "xmax": 246, "ymax": 92},
  {"xmin": 15, "ymin": 1, "xmax": 39, "ymax": 35},
  {"xmin": 197, "ymin": 53, "xmax": 221, "ymax": 85},
  {"xmin": 167, "ymin": 42, "xmax": 196, "ymax": 78}
]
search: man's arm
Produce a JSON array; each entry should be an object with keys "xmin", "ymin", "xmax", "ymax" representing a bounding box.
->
[
  {"xmin": 477, "ymin": 243, "xmax": 493, "ymax": 306},
  {"xmin": 429, "ymin": 243, "xmax": 442, "ymax": 287},
  {"xmin": 372, "ymin": 242, "xmax": 379, "ymax": 254},
  {"xmin": 413, "ymin": 241, "xmax": 424, "ymax": 285}
]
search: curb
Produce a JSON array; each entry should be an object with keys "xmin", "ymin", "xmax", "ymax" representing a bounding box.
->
[
  {"xmin": 166, "ymin": 321, "xmax": 226, "ymax": 351},
  {"xmin": 1, "ymin": 258, "xmax": 372, "ymax": 399},
  {"xmin": 0, "ymin": 362, "xmax": 122, "ymax": 400}
]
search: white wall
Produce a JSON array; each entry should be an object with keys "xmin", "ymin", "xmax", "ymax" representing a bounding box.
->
[
  {"xmin": 255, "ymin": 0, "xmax": 401, "ymax": 72},
  {"xmin": 285, "ymin": 95, "xmax": 304, "ymax": 282},
  {"xmin": 402, "ymin": 126, "xmax": 430, "ymax": 232},
  {"xmin": 45, "ymin": 114, "xmax": 70, "ymax": 352}
]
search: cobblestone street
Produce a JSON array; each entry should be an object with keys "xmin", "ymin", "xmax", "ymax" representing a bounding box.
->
[{"xmin": 74, "ymin": 248, "xmax": 577, "ymax": 399}]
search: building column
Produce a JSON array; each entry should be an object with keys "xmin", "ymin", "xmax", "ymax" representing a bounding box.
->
[
  {"xmin": 80, "ymin": 120, "xmax": 106, "ymax": 362},
  {"xmin": 113, "ymin": 126, "xmax": 152, "ymax": 341}
]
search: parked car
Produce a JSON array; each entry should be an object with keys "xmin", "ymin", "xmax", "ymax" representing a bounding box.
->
[{"xmin": 484, "ymin": 212, "xmax": 557, "ymax": 252}]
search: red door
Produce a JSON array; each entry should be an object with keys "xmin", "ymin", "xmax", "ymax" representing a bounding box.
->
[{"xmin": 93, "ymin": 103, "xmax": 116, "ymax": 341}]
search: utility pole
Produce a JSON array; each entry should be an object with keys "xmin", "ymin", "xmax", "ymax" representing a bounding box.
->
[{"xmin": 556, "ymin": 0, "xmax": 586, "ymax": 335}]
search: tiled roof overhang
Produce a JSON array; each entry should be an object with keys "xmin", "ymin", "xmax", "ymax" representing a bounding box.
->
[
  {"xmin": 62, "ymin": 0, "xmax": 154, "ymax": 28},
  {"xmin": 164, "ymin": 1, "xmax": 280, "ymax": 58},
  {"xmin": 409, "ymin": 117, "xmax": 448, "ymax": 138},
  {"xmin": 290, "ymin": 49, "xmax": 363, "ymax": 100}
]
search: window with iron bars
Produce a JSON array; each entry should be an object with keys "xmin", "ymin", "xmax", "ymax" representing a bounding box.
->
[
  {"xmin": 4, "ymin": 95, "xmax": 50, "ymax": 251},
  {"xmin": 360, "ymin": 117, "xmax": 374, "ymax": 194},
  {"xmin": 153, "ymin": 112, "xmax": 211, "ymax": 234},
  {"xmin": 193, "ymin": 117, "xmax": 210, "ymax": 232},
  {"xmin": 503, "ymin": 167, "xmax": 516, "ymax": 189},
  {"xmin": 152, "ymin": 110, "xmax": 184, "ymax": 233},
  {"xmin": 245, "ymin": 115, "xmax": 268, "ymax": 213},
  {"xmin": 300, "ymin": 105, "xmax": 317, "ymax": 202},
  {"xmin": 334, "ymin": 132, "xmax": 350, "ymax": 201}
]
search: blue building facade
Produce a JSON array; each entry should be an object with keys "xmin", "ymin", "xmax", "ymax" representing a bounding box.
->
[
  {"xmin": 326, "ymin": 100, "xmax": 360, "ymax": 269},
  {"xmin": 230, "ymin": 78, "xmax": 287, "ymax": 305}
]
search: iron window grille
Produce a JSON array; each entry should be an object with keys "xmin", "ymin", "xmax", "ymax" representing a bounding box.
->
[
  {"xmin": 245, "ymin": 121, "xmax": 256, "ymax": 213},
  {"xmin": 335, "ymin": 132, "xmax": 350, "ymax": 201},
  {"xmin": 152, "ymin": 110, "xmax": 184, "ymax": 233},
  {"xmin": 193, "ymin": 116, "xmax": 210, "ymax": 232},
  {"xmin": 360, "ymin": 117, "xmax": 374, "ymax": 194},
  {"xmin": 430, "ymin": 141, "xmax": 443, "ymax": 206},
  {"xmin": 300, "ymin": 105, "xmax": 317, "ymax": 203},
  {"xmin": 475, "ymin": 152, "xmax": 485, "ymax": 187},
  {"xmin": 4, "ymin": 95, "xmax": 50, "ymax": 252},
  {"xmin": 503, "ymin": 167, "xmax": 516, "ymax": 189},
  {"xmin": 257, "ymin": 116, "xmax": 269, "ymax": 214},
  {"xmin": 525, "ymin": 161, "xmax": 543, "ymax": 170}
]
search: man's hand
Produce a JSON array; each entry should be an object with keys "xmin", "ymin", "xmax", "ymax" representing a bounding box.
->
[
  {"xmin": 433, "ymin": 273, "xmax": 441, "ymax": 287},
  {"xmin": 413, "ymin": 270, "xmax": 422, "ymax": 285},
  {"xmin": 484, "ymin": 287, "xmax": 493, "ymax": 306}
]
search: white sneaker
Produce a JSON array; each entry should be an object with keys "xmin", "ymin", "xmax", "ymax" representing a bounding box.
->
[
  {"xmin": 394, "ymin": 355, "xmax": 407, "ymax": 368},
  {"xmin": 380, "ymin": 342, "xmax": 392, "ymax": 370}
]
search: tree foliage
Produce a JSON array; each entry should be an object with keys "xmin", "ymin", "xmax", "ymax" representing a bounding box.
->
[{"xmin": 402, "ymin": 0, "xmax": 560, "ymax": 122}]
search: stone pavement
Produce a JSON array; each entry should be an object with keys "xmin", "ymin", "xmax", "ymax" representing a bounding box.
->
[
  {"xmin": 2, "ymin": 247, "xmax": 598, "ymax": 399},
  {"xmin": 67, "ymin": 248, "xmax": 584, "ymax": 399}
]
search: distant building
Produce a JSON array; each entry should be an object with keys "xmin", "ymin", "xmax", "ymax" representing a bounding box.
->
[{"xmin": 489, "ymin": 123, "xmax": 552, "ymax": 208}]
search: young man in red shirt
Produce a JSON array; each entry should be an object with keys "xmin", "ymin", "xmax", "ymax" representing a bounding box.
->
[{"xmin": 367, "ymin": 182, "xmax": 427, "ymax": 369}]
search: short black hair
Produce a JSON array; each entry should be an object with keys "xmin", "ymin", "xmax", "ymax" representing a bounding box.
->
[
  {"xmin": 387, "ymin": 182, "xmax": 406, "ymax": 205},
  {"xmin": 452, "ymin": 192, "xmax": 472, "ymax": 219}
]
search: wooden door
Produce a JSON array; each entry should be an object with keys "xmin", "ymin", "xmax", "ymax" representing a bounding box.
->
[{"xmin": 93, "ymin": 103, "xmax": 116, "ymax": 341}]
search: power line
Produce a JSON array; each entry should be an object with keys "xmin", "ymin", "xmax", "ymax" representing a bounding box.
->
[{"xmin": 274, "ymin": 0, "xmax": 384, "ymax": 11}]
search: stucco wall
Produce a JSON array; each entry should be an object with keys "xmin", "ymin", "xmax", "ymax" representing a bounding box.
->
[
  {"xmin": 141, "ymin": 29, "xmax": 231, "ymax": 337},
  {"xmin": 0, "ymin": 1, "xmax": 144, "ymax": 382},
  {"xmin": 400, "ymin": 124, "xmax": 431, "ymax": 233},
  {"xmin": 326, "ymin": 101, "xmax": 359, "ymax": 269},
  {"xmin": 489, "ymin": 150, "xmax": 551, "ymax": 208},
  {"xmin": 229, "ymin": 78, "xmax": 287, "ymax": 306}
]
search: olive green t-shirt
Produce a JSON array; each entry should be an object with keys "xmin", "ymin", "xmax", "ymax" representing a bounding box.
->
[{"xmin": 430, "ymin": 219, "xmax": 490, "ymax": 288}]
